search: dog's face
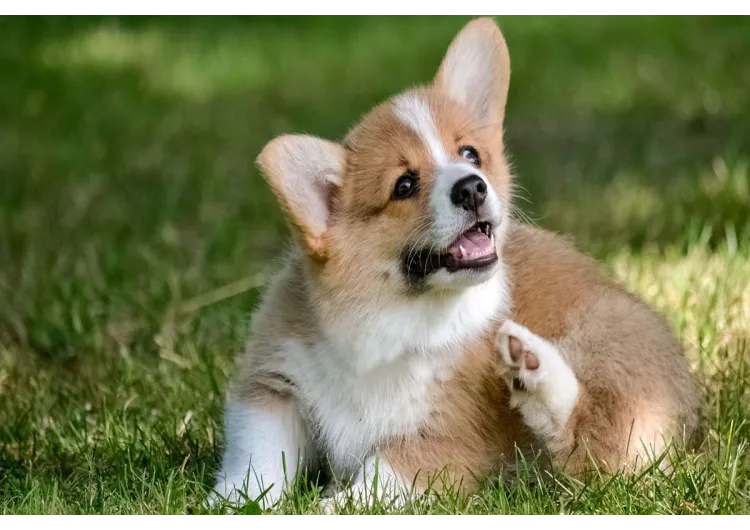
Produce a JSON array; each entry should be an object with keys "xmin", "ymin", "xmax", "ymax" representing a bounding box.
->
[{"xmin": 258, "ymin": 19, "xmax": 512, "ymax": 297}]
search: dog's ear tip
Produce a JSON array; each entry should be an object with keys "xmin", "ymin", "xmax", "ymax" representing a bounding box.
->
[
  {"xmin": 256, "ymin": 134, "xmax": 294, "ymax": 168},
  {"xmin": 434, "ymin": 16, "xmax": 511, "ymax": 125},
  {"xmin": 255, "ymin": 137, "xmax": 279, "ymax": 173},
  {"xmin": 464, "ymin": 17, "xmax": 502, "ymax": 33}
]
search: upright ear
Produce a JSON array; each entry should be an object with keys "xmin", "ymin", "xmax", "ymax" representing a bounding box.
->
[
  {"xmin": 257, "ymin": 134, "xmax": 346, "ymax": 260},
  {"xmin": 434, "ymin": 18, "xmax": 511, "ymax": 126}
]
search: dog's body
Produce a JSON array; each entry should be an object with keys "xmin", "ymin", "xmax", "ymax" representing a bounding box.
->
[{"xmin": 212, "ymin": 19, "xmax": 699, "ymax": 510}]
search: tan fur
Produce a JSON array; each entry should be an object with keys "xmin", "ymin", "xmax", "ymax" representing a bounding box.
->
[
  {"xmin": 226, "ymin": 17, "xmax": 700, "ymax": 503},
  {"xmin": 384, "ymin": 222, "xmax": 699, "ymax": 490},
  {"xmin": 507, "ymin": 225, "xmax": 698, "ymax": 470}
]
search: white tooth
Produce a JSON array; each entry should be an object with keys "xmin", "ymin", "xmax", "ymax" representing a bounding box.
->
[
  {"xmin": 490, "ymin": 233, "xmax": 495, "ymax": 245},
  {"xmin": 459, "ymin": 245, "xmax": 466, "ymax": 257}
]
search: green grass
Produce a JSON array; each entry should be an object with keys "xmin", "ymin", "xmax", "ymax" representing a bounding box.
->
[{"xmin": 1, "ymin": 16, "xmax": 749, "ymax": 514}]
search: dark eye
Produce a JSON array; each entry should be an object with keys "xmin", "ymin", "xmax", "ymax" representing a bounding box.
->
[
  {"xmin": 459, "ymin": 146, "xmax": 480, "ymax": 166},
  {"xmin": 392, "ymin": 171, "xmax": 419, "ymax": 200}
]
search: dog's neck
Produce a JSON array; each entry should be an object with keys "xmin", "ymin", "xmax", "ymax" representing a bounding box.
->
[{"xmin": 308, "ymin": 261, "xmax": 511, "ymax": 375}]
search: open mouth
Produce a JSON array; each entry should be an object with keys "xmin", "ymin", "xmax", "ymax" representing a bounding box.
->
[{"xmin": 402, "ymin": 221, "xmax": 499, "ymax": 278}]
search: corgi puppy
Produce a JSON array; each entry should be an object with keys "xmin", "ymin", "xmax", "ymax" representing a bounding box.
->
[{"xmin": 212, "ymin": 18, "xmax": 699, "ymax": 511}]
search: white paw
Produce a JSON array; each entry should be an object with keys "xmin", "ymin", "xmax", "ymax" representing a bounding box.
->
[
  {"xmin": 318, "ymin": 457, "xmax": 408, "ymax": 514},
  {"xmin": 495, "ymin": 320, "xmax": 579, "ymax": 433},
  {"xmin": 318, "ymin": 485, "xmax": 375, "ymax": 514},
  {"xmin": 317, "ymin": 482, "xmax": 340, "ymax": 514},
  {"xmin": 496, "ymin": 320, "xmax": 556, "ymax": 392},
  {"xmin": 318, "ymin": 496, "xmax": 334, "ymax": 514},
  {"xmin": 318, "ymin": 490, "xmax": 348, "ymax": 514},
  {"xmin": 318, "ymin": 485, "xmax": 406, "ymax": 514}
]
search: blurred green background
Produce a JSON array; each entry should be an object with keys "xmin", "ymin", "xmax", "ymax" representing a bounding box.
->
[{"xmin": 1, "ymin": 16, "xmax": 749, "ymax": 514}]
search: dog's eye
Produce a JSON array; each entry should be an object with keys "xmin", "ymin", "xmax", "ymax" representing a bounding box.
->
[
  {"xmin": 459, "ymin": 146, "xmax": 480, "ymax": 167},
  {"xmin": 392, "ymin": 172, "xmax": 419, "ymax": 200}
]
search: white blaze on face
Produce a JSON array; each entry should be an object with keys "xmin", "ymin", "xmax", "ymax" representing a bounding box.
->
[
  {"xmin": 391, "ymin": 93, "xmax": 502, "ymax": 248},
  {"xmin": 392, "ymin": 93, "xmax": 449, "ymax": 167}
]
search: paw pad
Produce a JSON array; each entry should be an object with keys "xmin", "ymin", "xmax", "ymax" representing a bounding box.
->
[
  {"xmin": 506, "ymin": 334, "xmax": 539, "ymax": 371},
  {"xmin": 495, "ymin": 320, "xmax": 545, "ymax": 392},
  {"xmin": 508, "ymin": 336, "xmax": 524, "ymax": 362}
]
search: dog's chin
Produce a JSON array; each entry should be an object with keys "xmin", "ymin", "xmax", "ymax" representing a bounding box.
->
[{"xmin": 426, "ymin": 259, "xmax": 500, "ymax": 290}]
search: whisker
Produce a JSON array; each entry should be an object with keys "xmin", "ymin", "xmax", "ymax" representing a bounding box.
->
[
  {"xmin": 509, "ymin": 181, "xmax": 533, "ymax": 205},
  {"xmin": 509, "ymin": 204, "xmax": 540, "ymax": 228},
  {"xmin": 402, "ymin": 219, "xmax": 436, "ymax": 272}
]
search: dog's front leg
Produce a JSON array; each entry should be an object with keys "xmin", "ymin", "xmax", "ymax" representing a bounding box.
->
[
  {"xmin": 495, "ymin": 319, "xmax": 684, "ymax": 474},
  {"xmin": 494, "ymin": 319, "xmax": 590, "ymax": 473},
  {"xmin": 495, "ymin": 320, "xmax": 580, "ymax": 448},
  {"xmin": 211, "ymin": 395, "xmax": 314, "ymax": 510}
]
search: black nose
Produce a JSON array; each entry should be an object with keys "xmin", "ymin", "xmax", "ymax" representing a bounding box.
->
[{"xmin": 450, "ymin": 175, "xmax": 487, "ymax": 212}]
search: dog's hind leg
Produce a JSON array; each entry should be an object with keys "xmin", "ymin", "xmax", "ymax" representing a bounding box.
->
[{"xmin": 494, "ymin": 320, "xmax": 682, "ymax": 474}]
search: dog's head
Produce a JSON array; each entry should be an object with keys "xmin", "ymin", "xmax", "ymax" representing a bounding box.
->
[{"xmin": 258, "ymin": 19, "xmax": 512, "ymax": 297}]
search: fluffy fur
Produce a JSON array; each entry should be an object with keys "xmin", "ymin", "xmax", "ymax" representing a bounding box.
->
[{"xmin": 211, "ymin": 18, "xmax": 700, "ymax": 511}]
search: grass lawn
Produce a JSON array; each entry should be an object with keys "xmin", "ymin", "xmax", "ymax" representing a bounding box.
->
[{"xmin": 1, "ymin": 16, "xmax": 749, "ymax": 514}]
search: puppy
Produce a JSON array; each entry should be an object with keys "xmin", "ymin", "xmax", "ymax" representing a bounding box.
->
[{"xmin": 212, "ymin": 18, "xmax": 699, "ymax": 511}]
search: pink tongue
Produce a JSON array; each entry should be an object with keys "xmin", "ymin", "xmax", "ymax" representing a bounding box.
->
[{"xmin": 449, "ymin": 230, "xmax": 494, "ymax": 261}]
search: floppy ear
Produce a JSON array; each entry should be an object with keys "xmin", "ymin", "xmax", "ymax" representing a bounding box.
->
[
  {"xmin": 434, "ymin": 18, "xmax": 511, "ymax": 126},
  {"xmin": 256, "ymin": 134, "xmax": 346, "ymax": 260}
]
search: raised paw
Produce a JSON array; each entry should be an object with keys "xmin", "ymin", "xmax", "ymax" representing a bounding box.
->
[
  {"xmin": 494, "ymin": 320, "xmax": 580, "ymax": 432},
  {"xmin": 495, "ymin": 320, "xmax": 544, "ymax": 392}
]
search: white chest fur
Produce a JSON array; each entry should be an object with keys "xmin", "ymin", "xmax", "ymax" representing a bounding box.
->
[
  {"xmin": 284, "ymin": 337, "xmax": 453, "ymax": 476},
  {"xmin": 283, "ymin": 272, "xmax": 508, "ymax": 477}
]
